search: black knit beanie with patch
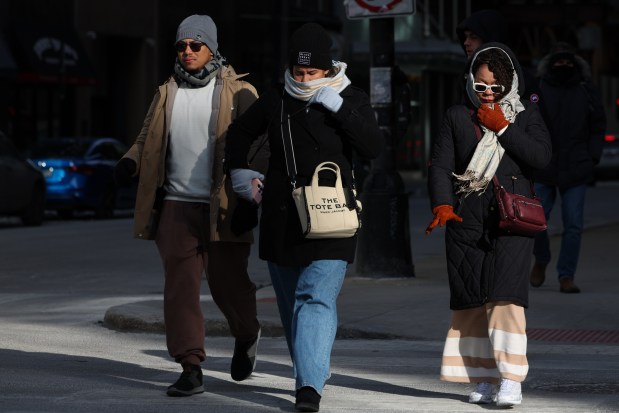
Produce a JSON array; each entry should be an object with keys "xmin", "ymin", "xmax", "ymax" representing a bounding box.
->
[{"xmin": 288, "ymin": 22, "xmax": 333, "ymax": 70}]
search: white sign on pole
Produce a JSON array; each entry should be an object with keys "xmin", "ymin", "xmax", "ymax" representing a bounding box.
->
[
  {"xmin": 370, "ymin": 67, "xmax": 392, "ymax": 104},
  {"xmin": 345, "ymin": 0, "xmax": 415, "ymax": 19}
]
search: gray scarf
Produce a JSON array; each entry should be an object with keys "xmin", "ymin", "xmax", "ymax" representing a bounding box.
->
[{"xmin": 174, "ymin": 52, "xmax": 227, "ymax": 88}]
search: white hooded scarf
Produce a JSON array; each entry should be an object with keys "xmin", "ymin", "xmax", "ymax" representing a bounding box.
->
[{"xmin": 454, "ymin": 46, "xmax": 526, "ymax": 196}]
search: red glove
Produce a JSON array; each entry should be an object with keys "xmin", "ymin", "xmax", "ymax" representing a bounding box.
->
[
  {"xmin": 425, "ymin": 205, "xmax": 463, "ymax": 235},
  {"xmin": 477, "ymin": 104, "xmax": 509, "ymax": 133}
]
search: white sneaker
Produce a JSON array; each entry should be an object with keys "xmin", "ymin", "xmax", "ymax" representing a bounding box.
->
[
  {"xmin": 496, "ymin": 378, "xmax": 522, "ymax": 407},
  {"xmin": 469, "ymin": 382, "xmax": 495, "ymax": 404}
]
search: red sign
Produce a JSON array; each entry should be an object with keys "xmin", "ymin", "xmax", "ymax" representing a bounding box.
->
[
  {"xmin": 346, "ymin": 0, "xmax": 415, "ymax": 19},
  {"xmin": 355, "ymin": 0, "xmax": 403, "ymax": 13}
]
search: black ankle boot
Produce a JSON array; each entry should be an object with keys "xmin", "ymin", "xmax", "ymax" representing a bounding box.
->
[{"xmin": 295, "ymin": 386, "xmax": 321, "ymax": 412}]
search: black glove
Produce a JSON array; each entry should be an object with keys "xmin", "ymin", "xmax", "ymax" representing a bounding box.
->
[
  {"xmin": 230, "ymin": 199, "xmax": 259, "ymax": 236},
  {"xmin": 114, "ymin": 158, "xmax": 137, "ymax": 187}
]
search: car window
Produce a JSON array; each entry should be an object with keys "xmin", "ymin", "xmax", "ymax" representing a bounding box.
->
[{"xmin": 90, "ymin": 142, "xmax": 124, "ymax": 160}]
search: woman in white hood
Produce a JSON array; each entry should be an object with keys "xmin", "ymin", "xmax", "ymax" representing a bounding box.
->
[{"xmin": 426, "ymin": 43, "xmax": 551, "ymax": 407}]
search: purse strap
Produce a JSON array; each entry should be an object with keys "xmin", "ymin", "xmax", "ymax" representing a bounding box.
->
[
  {"xmin": 279, "ymin": 96, "xmax": 358, "ymax": 193},
  {"xmin": 280, "ymin": 98, "xmax": 298, "ymax": 190}
]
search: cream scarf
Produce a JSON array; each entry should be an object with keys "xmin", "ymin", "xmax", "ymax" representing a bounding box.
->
[
  {"xmin": 454, "ymin": 72, "xmax": 525, "ymax": 196},
  {"xmin": 284, "ymin": 61, "xmax": 351, "ymax": 101}
]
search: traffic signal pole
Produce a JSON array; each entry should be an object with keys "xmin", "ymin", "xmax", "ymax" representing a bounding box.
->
[{"xmin": 355, "ymin": 17, "xmax": 415, "ymax": 277}]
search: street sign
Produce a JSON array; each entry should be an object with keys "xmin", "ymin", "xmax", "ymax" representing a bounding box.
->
[
  {"xmin": 345, "ymin": 0, "xmax": 415, "ymax": 19},
  {"xmin": 370, "ymin": 67, "xmax": 392, "ymax": 104}
]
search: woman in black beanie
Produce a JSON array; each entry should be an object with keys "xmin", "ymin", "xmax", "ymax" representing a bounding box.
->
[{"xmin": 225, "ymin": 22, "xmax": 382, "ymax": 412}]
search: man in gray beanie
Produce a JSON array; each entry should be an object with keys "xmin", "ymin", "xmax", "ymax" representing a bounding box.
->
[
  {"xmin": 114, "ymin": 14, "xmax": 266, "ymax": 396},
  {"xmin": 175, "ymin": 14, "xmax": 218, "ymax": 56}
]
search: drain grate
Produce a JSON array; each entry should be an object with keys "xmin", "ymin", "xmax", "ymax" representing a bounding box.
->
[{"xmin": 527, "ymin": 328, "xmax": 619, "ymax": 344}]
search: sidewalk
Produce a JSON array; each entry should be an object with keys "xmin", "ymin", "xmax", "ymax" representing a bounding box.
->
[
  {"xmin": 104, "ymin": 223, "xmax": 619, "ymax": 341},
  {"xmin": 102, "ymin": 173, "xmax": 619, "ymax": 412},
  {"xmin": 104, "ymin": 173, "xmax": 619, "ymax": 342}
]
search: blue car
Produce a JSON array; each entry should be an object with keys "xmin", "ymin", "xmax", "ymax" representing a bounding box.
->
[{"xmin": 31, "ymin": 137, "xmax": 137, "ymax": 219}]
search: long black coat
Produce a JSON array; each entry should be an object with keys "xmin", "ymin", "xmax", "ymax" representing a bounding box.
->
[
  {"xmin": 534, "ymin": 52, "xmax": 606, "ymax": 189},
  {"xmin": 428, "ymin": 44, "xmax": 552, "ymax": 310},
  {"xmin": 226, "ymin": 84, "xmax": 382, "ymax": 266}
]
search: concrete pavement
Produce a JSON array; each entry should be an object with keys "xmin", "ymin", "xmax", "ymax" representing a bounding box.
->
[{"xmin": 102, "ymin": 173, "xmax": 619, "ymax": 412}]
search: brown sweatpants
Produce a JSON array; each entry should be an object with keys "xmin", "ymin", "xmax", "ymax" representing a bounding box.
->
[{"xmin": 155, "ymin": 200, "xmax": 259, "ymax": 366}]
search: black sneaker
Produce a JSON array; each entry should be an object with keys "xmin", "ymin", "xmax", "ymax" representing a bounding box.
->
[
  {"xmin": 295, "ymin": 386, "xmax": 321, "ymax": 412},
  {"xmin": 231, "ymin": 328, "xmax": 261, "ymax": 381},
  {"xmin": 166, "ymin": 365, "xmax": 204, "ymax": 397}
]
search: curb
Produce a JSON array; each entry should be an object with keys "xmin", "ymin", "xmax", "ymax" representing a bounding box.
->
[
  {"xmin": 102, "ymin": 301, "xmax": 285, "ymax": 337},
  {"xmin": 102, "ymin": 301, "xmax": 404, "ymax": 340}
]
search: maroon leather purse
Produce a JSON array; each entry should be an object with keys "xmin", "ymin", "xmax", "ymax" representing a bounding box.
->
[
  {"xmin": 471, "ymin": 114, "xmax": 547, "ymax": 236},
  {"xmin": 492, "ymin": 175, "xmax": 547, "ymax": 236}
]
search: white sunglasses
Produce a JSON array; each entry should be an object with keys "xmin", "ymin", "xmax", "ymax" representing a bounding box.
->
[{"xmin": 473, "ymin": 82, "xmax": 505, "ymax": 94}]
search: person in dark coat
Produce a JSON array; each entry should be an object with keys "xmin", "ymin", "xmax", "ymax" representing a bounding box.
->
[
  {"xmin": 426, "ymin": 43, "xmax": 551, "ymax": 407},
  {"xmin": 529, "ymin": 42, "xmax": 606, "ymax": 293},
  {"xmin": 225, "ymin": 22, "xmax": 382, "ymax": 412},
  {"xmin": 456, "ymin": 9, "xmax": 507, "ymax": 59},
  {"xmin": 456, "ymin": 9, "xmax": 541, "ymax": 103}
]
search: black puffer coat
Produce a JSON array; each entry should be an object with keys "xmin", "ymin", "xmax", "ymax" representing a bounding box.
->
[
  {"xmin": 226, "ymin": 84, "xmax": 382, "ymax": 266},
  {"xmin": 428, "ymin": 43, "xmax": 551, "ymax": 310}
]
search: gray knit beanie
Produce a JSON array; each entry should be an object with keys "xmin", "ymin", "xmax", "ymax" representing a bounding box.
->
[{"xmin": 175, "ymin": 15, "xmax": 218, "ymax": 54}]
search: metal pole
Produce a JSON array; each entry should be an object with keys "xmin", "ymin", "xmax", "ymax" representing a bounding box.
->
[{"xmin": 355, "ymin": 17, "xmax": 414, "ymax": 278}]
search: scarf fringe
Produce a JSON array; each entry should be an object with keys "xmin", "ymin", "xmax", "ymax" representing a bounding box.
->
[{"xmin": 453, "ymin": 170, "xmax": 490, "ymax": 196}]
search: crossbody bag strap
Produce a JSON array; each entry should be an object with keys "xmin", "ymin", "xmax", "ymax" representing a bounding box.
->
[
  {"xmin": 279, "ymin": 93, "xmax": 355, "ymax": 193},
  {"xmin": 280, "ymin": 98, "xmax": 298, "ymax": 190}
]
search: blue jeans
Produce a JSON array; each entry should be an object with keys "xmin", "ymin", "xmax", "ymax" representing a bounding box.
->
[
  {"xmin": 267, "ymin": 260, "xmax": 347, "ymax": 395},
  {"xmin": 533, "ymin": 183, "xmax": 586, "ymax": 280}
]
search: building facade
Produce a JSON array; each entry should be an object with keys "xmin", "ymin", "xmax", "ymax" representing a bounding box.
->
[{"xmin": 1, "ymin": 0, "xmax": 617, "ymax": 173}]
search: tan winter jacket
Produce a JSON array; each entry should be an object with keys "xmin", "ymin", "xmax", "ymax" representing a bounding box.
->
[{"xmin": 121, "ymin": 65, "xmax": 259, "ymax": 241}]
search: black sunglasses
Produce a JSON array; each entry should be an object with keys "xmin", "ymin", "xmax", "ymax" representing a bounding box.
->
[{"xmin": 175, "ymin": 41, "xmax": 205, "ymax": 53}]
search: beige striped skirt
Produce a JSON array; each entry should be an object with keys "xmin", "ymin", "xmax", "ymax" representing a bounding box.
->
[{"xmin": 440, "ymin": 301, "xmax": 528, "ymax": 383}]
